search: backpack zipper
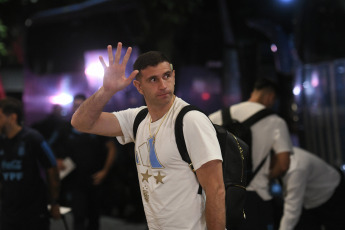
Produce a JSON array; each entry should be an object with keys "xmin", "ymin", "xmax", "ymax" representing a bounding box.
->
[{"xmin": 232, "ymin": 134, "xmax": 244, "ymax": 183}]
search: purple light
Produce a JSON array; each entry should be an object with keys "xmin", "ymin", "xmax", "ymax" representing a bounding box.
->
[
  {"xmin": 50, "ymin": 93, "xmax": 73, "ymax": 105},
  {"xmin": 311, "ymin": 71, "xmax": 319, "ymax": 88},
  {"xmin": 271, "ymin": 44, "xmax": 278, "ymax": 53},
  {"xmin": 84, "ymin": 46, "xmax": 139, "ymax": 92},
  {"xmin": 85, "ymin": 62, "xmax": 104, "ymax": 80},
  {"xmin": 84, "ymin": 49, "xmax": 108, "ymax": 90}
]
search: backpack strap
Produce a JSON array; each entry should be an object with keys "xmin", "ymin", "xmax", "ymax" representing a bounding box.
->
[
  {"xmin": 175, "ymin": 105, "xmax": 201, "ymax": 171},
  {"xmin": 175, "ymin": 105, "xmax": 203, "ymax": 194},
  {"xmin": 222, "ymin": 107, "xmax": 274, "ymax": 184},
  {"xmin": 221, "ymin": 107, "xmax": 274, "ymax": 129},
  {"xmin": 248, "ymin": 151, "xmax": 271, "ymax": 183},
  {"xmin": 242, "ymin": 108, "xmax": 274, "ymax": 128},
  {"xmin": 133, "ymin": 108, "xmax": 148, "ymax": 140},
  {"xmin": 221, "ymin": 107, "xmax": 232, "ymax": 126},
  {"xmin": 244, "ymin": 109, "xmax": 275, "ymax": 184}
]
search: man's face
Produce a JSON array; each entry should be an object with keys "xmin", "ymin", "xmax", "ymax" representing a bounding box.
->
[
  {"xmin": 0, "ymin": 109, "xmax": 10, "ymax": 134},
  {"xmin": 134, "ymin": 61, "xmax": 175, "ymax": 107}
]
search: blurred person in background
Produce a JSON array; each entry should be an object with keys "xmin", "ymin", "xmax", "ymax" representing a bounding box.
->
[
  {"xmin": 277, "ymin": 146, "xmax": 345, "ymax": 230},
  {"xmin": 209, "ymin": 78, "xmax": 292, "ymax": 230},
  {"xmin": 0, "ymin": 97, "xmax": 60, "ymax": 230},
  {"xmin": 53, "ymin": 93, "xmax": 115, "ymax": 230},
  {"xmin": 31, "ymin": 104, "xmax": 65, "ymax": 146}
]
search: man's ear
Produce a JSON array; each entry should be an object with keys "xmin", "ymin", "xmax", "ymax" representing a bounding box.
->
[
  {"xmin": 173, "ymin": 70, "xmax": 176, "ymax": 85},
  {"xmin": 133, "ymin": 80, "xmax": 143, "ymax": 95}
]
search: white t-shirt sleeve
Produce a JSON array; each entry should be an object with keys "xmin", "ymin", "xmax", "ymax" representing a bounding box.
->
[
  {"xmin": 279, "ymin": 169, "xmax": 308, "ymax": 230},
  {"xmin": 208, "ymin": 109, "xmax": 223, "ymax": 126},
  {"xmin": 113, "ymin": 107, "xmax": 146, "ymax": 145},
  {"xmin": 273, "ymin": 118, "xmax": 293, "ymax": 154},
  {"xmin": 183, "ymin": 110, "xmax": 223, "ymax": 170}
]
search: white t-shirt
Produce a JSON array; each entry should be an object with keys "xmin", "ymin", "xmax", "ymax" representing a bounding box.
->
[
  {"xmin": 114, "ymin": 97, "xmax": 222, "ymax": 230},
  {"xmin": 209, "ymin": 101, "xmax": 292, "ymax": 200},
  {"xmin": 279, "ymin": 147, "xmax": 341, "ymax": 230}
]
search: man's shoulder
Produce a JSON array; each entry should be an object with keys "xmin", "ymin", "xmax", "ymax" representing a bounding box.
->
[
  {"xmin": 21, "ymin": 126, "xmax": 41, "ymax": 137},
  {"xmin": 117, "ymin": 106, "xmax": 148, "ymax": 116},
  {"xmin": 230, "ymin": 102, "xmax": 265, "ymax": 121},
  {"xmin": 115, "ymin": 105, "xmax": 149, "ymax": 135},
  {"xmin": 208, "ymin": 109, "xmax": 222, "ymax": 120},
  {"xmin": 179, "ymin": 110, "xmax": 213, "ymax": 133},
  {"xmin": 20, "ymin": 127, "xmax": 46, "ymax": 142},
  {"xmin": 172, "ymin": 97, "xmax": 189, "ymax": 110},
  {"xmin": 231, "ymin": 101, "xmax": 263, "ymax": 111},
  {"xmin": 174, "ymin": 100, "xmax": 208, "ymax": 121},
  {"xmin": 262, "ymin": 113, "xmax": 287, "ymax": 126}
]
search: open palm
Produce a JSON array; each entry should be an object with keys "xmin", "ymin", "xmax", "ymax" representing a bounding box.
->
[{"xmin": 99, "ymin": 42, "xmax": 138, "ymax": 94}]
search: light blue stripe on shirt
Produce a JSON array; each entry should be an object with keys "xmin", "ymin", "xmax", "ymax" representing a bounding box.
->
[{"xmin": 41, "ymin": 141, "xmax": 57, "ymax": 166}]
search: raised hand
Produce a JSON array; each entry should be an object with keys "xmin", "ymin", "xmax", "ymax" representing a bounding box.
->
[{"xmin": 99, "ymin": 42, "xmax": 138, "ymax": 94}]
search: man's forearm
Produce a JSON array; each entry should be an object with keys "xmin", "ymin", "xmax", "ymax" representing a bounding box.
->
[
  {"xmin": 103, "ymin": 140, "xmax": 116, "ymax": 173},
  {"xmin": 269, "ymin": 152, "xmax": 290, "ymax": 179},
  {"xmin": 205, "ymin": 188, "xmax": 226, "ymax": 230},
  {"xmin": 47, "ymin": 167, "xmax": 60, "ymax": 204},
  {"xmin": 269, "ymin": 166, "xmax": 285, "ymax": 179},
  {"xmin": 71, "ymin": 87, "xmax": 114, "ymax": 132}
]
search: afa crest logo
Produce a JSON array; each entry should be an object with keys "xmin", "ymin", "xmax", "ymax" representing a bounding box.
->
[{"xmin": 18, "ymin": 143, "xmax": 25, "ymax": 156}]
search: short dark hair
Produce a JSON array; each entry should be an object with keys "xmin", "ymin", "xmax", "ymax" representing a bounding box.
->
[
  {"xmin": 254, "ymin": 78, "xmax": 279, "ymax": 95},
  {"xmin": 133, "ymin": 51, "xmax": 171, "ymax": 78},
  {"xmin": 0, "ymin": 97, "xmax": 23, "ymax": 125},
  {"xmin": 74, "ymin": 93, "xmax": 86, "ymax": 101}
]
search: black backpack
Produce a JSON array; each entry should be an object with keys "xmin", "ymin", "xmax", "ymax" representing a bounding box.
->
[
  {"xmin": 221, "ymin": 107, "xmax": 274, "ymax": 184},
  {"xmin": 134, "ymin": 105, "xmax": 249, "ymax": 230}
]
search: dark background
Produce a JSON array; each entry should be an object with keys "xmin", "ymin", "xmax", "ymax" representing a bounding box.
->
[
  {"xmin": 1, "ymin": 0, "xmax": 345, "ymax": 226},
  {"xmin": 1, "ymin": 0, "xmax": 345, "ymax": 163}
]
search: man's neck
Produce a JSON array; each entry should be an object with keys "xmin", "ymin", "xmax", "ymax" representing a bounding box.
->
[
  {"xmin": 6, "ymin": 125, "xmax": 22, "ymax": 139},
  {"xmin": 248, "ymin": 93, "xmax": 266, "ymax": 107},
  {"xmin": 148, "ymin": 95, "xmax": 176, "ymax": 122}
]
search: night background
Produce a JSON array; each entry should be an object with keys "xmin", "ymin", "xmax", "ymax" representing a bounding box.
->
[
  {"xmin": 1, "ymin": 0, "xmax": 345, "ymax": 227},
  {"xmin": 1, "ymin": 0, "xmax": 345, "ymax": 167}
]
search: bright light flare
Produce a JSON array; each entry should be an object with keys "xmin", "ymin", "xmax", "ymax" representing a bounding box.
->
[
  {"xmin": 85, "ymin": 61, "xmax": 104, "ymax": 80},
  {"xmin": 293, "ymin": 85, "xmax": 301, "ymax": 96},
  {"xmin": 84, "ymin": 50, "xmax": 108, "ymax": 90},
  {"xmin": 50, "ymin": 93, "xmax": 73, "ymax": 105}
]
